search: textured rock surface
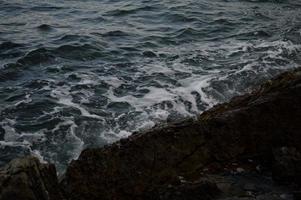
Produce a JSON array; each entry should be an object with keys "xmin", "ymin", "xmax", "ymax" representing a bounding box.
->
[
  {"xmin": 0, "ymin": 156, "xmax": 64, "ymax": 200},
  {"xmin": 272, "ymin": 147, "xmax": 301, "ymax": 184},
  {"xmin": 61, "ymin": 68, "xmax": 301, "ymax": 200}
]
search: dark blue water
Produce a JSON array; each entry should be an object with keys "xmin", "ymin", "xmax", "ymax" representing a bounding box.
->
[{"xmin": 0, "ymin": 0, "xmax": 301, "ymax": 172}]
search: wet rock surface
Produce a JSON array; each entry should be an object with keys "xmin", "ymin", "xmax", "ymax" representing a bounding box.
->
[
  {"xmin": 1, "ymin": 68, "xmax": 301, "ymax": 200},
  {"xmin": 272, "ymin": 147, "xmax": 301, "ymax": 185},
  {"xmin": 0, "ymin": 156, "xmax": 63, "ymax": 200}
]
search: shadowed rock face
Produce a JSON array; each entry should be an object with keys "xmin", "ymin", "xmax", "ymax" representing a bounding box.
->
[
  {"xmin": 1, "ymin": 68, "xmax": 301, "ymax": 200},
  {"xmin": 0, "ymin": 156, "xmax": 64, "ymax": 200},
  {"xmin": 60, "ymin": 68, "xmax": 301, "ymax": 200}
]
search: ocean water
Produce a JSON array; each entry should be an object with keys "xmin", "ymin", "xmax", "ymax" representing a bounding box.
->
[{"xmin": 0, "ymin": 0, "xmax": 300, "ymax": 172}]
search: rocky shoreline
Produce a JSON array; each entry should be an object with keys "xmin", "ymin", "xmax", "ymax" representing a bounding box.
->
[{"xmin": 1, "ymin": 68, "xmax": 301, "ymax": 200}]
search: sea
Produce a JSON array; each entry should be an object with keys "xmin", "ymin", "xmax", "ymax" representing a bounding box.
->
[{"xmin": 0, "ymin": 0, "xmax": 300, "ymax": 172}]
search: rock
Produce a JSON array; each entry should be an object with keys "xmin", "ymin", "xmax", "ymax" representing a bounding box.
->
[
  {"xmin": 61, "ymin": 68, "xmax": 301, "ymax": 200},
  {"xmin": 272, "ymin": 147, "xmax": 301, "ymax": 184},
  {"xmin": 0, "ymin": 156, "xmax": 64, "ymax": 200},
  {"xmin": 293, "ymin": 191, "xmax": 301, "ymax": 200},
  {"xmin": 144, "ymin": 180, "xmax": 220, "ymax": 200},
  {"xmin": 236, "ymin": 168, "xmax": 245, "ymax": 174},
  {"xmin": 243, "ymin": 183, "xmax": 256, "ymax": 192}
]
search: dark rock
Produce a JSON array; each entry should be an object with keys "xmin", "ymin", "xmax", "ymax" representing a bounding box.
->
[
  {"xmin": 145, "ymin": 180, "xmax": 220, "ymax": 200},
  {"xmin": 61, "ymin": 68, "xmax": 301, "ymax": 200},
  {"xmin": 293, "ymin": 191, "xmax": 301, "ymax": 200},
  {"xmin": 243, "ymin": 183, "xmax": 257, "ymax": 192},
  {"xmin": 272, "ymin": 147, "xmax": 301, "ymax": 184},
  {"xmin": 205, "ymin": 173, "xmax": 293, "ymax": 200},
  {"xmin": 0, "ymin": 156, "xmax": 64, "ymax": 200}
]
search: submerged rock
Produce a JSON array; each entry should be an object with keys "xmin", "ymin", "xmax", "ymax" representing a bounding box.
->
[{"xmin": 0, "ymin": 156, "xmax": 64, "ymax": 200}]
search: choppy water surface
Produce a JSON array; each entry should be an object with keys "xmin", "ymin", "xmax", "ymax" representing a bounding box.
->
[{"xmin": 0, "ymin": 0, "xmax": 301, "ymax": 171}]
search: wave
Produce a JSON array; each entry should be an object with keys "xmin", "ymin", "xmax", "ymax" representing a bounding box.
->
[
  {"xmin": 36, "ymin": 24, "xmax": 54, "ymax": 32},
  {"xmin": 162, "ymin": 13, "xmax": 200, "ymax": 23},
  {"xmin": 104, "ymin": 5, "xmax": 158, "ymax": 16},
  {"xmin": 54, "ymin": 44, "xmax": 104, "ymax": 60},
  {"xmin": 17, "ymin": 48, "xmax": 55, "ymax": 66},
  {"xmin": 0, "ymin": 41, "xmax": 23, "ymax": 51},
  {"xmin": 12, "ymin": 44, "xmax": 104, "ymax": 65},
  {"xmin": 30, "ymin": 6, "xmax": 64, "ymax": 11},
  {"xmin": 99, "ymin": 30, "xmax": 132, "ymax": 37},
  {"xmin": 0, "ymin": 42, "xmax": 24, "ymax": 59}
]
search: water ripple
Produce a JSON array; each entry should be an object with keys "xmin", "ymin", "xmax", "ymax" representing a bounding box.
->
[{"xmin": 0, "ymin": 0, "xmax": 300, "ymax": 172}]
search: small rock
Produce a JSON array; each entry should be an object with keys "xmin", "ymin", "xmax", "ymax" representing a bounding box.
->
[
  {"xmin": 256, "ymin": 165, "xmax": 262, "ymax": 172},
  {"xmin": 280, "ymin": 193, "xmax": 291, "ymax": 199},
  {"xmin": 246, "ymin": 191, "xmax": 254, "ymax": 197},
  {"xmin": 236, "ymin": 167, "xmax": 245, "ymax": 173}
]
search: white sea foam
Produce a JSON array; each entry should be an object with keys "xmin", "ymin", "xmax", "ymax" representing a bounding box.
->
[
  {"xmin": 98, "ymin": 38, "xmax": 301, "ymax": 147},
  {"xmin": 31, "ymin": 149, "xmax": 47, "ymax": 163},
  {"xmin": 66, "ymin": 119, "xmax": 84, "ymax": 159},
  {"xmin": 1, "ymin": 119, "xmax": 19, "ymax": 142},
  {"xmin": 102, "ymin": 76, "xmax": 124, "ymax": 88},
  {"xmin": 2, "ymin": 38, "xmax": 300, "ymax": 173},
  {"xmin": 14, "ymin": 94, "xmax": 32, "ymax": 107},
  {"xmin": 50, "ymin": 85, "xmax": 103, "ymax": 120},
  {"xmin": 0, "ymin": 119, "xmax": 49, "ymax": 164}
]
